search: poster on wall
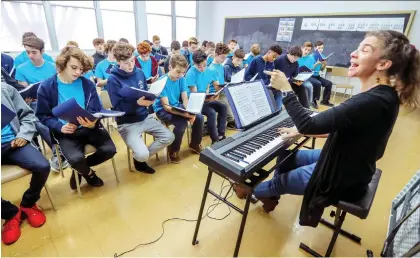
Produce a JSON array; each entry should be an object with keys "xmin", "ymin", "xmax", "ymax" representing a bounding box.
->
[{"xmin": 276, "ymin": 18, "xmax": 295, "ymax": 42}]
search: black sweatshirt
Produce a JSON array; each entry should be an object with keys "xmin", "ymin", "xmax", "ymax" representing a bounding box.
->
[{"xmin": 283, "ymin": 85, "xmax": 399, "ymax": 227}]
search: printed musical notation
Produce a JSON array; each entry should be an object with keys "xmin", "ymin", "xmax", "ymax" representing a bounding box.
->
[{"xmin": 276, "ymin": 18, "xmax": 296, "ymax": 42}]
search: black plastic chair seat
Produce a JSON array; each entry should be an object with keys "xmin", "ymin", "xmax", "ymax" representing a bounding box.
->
[{"xmin": 336, "ymin": 169, "xmax": 382, "ymax": 219}]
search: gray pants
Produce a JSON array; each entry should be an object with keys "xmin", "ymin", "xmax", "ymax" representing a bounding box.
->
[
  {"xmin": 118, "ymin": 115, "xmax": 175, "ymax": 162},
  {"xmin": 218, "ymin": 93, "xmax": 234, "ymax": 122}
]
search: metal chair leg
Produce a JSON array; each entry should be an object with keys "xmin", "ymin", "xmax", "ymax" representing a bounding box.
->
[
  {"xmin": 127, "ymin": 146, "xmax": 133, "ymax": 172},
  {"xmin": 187, "ymin": 123, "xmax": 191, "ymax": 145},
  {"xmin": 55, "ymin": 146, "xmax": 65, "ymax": 178},
  {"xmin": 44, "ymin": 184, "xmax": 56, "ymax": 211},
  {"xmin": 73, "ymin": 169, "xmax": 82, "ymax": 198},
  {"xmin": 111, "ymin": 157, "xmax": 119, "ymax": 183}
]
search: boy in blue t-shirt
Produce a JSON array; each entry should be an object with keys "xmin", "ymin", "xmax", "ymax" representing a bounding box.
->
[
  {"xmin": 95, "ymin": 40, "xmax": 118, "ymax": 91},
  {"xmin": 205, "ymin": 41, "xmax": 215, "ymax": 67},
  {"xmin": 186, "ymin": 50, "xmax": 227, "ymax": 144},
  {"xmin": 14, "ymin": 32, "xmax": 54, "ymax": 68},
  {"xmin": 243, "ymin": 44, "xmax": 260, "ymax": 68},
  {"xmin": 153, "ymin": 54, "xmax": 204, "ymax": 164}
]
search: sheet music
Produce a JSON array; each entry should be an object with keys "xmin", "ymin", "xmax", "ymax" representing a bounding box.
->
[
  {"xmin": 148, "ymin": 76, "xmax": 167, "ymax": 95},
  {"xmin": 187, "ymin": 93, "xmax": 206, "ymax": 113},
  {"xmin": 228, "ymin": 81, "xmax": 272, "ymax": 127},
  {"xmin": 231, "ymin": 68, "xmax": 245, "ymax": 83},
  {"xmin": 294, "ymin": 72, "xmax": 313, "ymax": 81},
  {"xmin": 301, "ymin": 18, "xmax": 319, "ymax": 30}
]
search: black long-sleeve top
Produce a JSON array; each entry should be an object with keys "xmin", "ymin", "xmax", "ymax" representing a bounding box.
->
[{"xmin": 283, "ymin": 85, "xmax": 399, "ymax": 227}]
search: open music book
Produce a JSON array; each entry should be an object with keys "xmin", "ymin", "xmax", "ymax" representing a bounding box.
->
[
  {"xmin": 1, "ymin": 104, "xmax": 16, "ymax": 129},
  {"xmin": 206, "ymin": 87, "xmax": 224, "ymax": 98},
  {"xmin": 52, "ymin": 98, "xmax": 125, "ymax": 126},
  {"xmin": 18, "ymin": 82, "xmax": 41, "ymax": 99},
  {"xmin": 166, "ymin": 92, "xmax": 206, "ymax": 115},
  {"xmin": 293, "ymin": 72, "xmax": 314, "ymax": 82},
  {"xmin": 314, "ymin": 51, "xmax": 334, "ymax": 62},
  {"xmin": 225, "ymin": 80, "xmax": 276, "ymax": 129},
  {"xmin": 154, "ymin": 53, "xmax": 167, "ymax": 62},
  {"xmin": 120, "ymin": 76, "xmax": 167, "ymax": 101}
]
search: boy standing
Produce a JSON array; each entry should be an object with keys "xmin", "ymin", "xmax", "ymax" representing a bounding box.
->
[
  {"xmin": 227, "ymin": 39, "xmax": 238, "ymax": 59},
  {"xmin": 92, "ymin": 38, "xmax": 107, "ymax": 70}
]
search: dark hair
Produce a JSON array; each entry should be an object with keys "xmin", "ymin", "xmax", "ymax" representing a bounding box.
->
[
  {"xmin": 202, "ymin": 40, "xmax": 208, "ymax": 47},
  {"xmin": 23, "ymin": 37, "xmax": 45, "ymax": 52},
  {"xmin": 315, "ymin": 40, "xmax": 324, "ymax": 47},
  {"xmin": 22, "ymin": 32, "xmax": 36, "ymax": 43},
  {"xmin": 206, "ymin": 41, "xmax": 215, "ymax": 48},
  {"xmin": 233, "ymin": 49, "xmax": 245, "ymax": 59},
  {"xmin": 215, "ymin": 43, "xmax": 230, "ymax": 55},
  {"xmin": 104, "ymin": 40, "xmax": 117, "ymax": 54},
  {"xmin": 288, "ymin": 46, "xmax": 303, "ymax": 57},
  {"xmin": 229, "ymin": 39, "xmax": 237, "ymax": 44},
  {"xmin": 113, "ymin": 43, "xmax": 135, "ymax": 61},
  {"xmin": 92, "ymin": 38, "xmax": 104, "ymax": 46},
  {"xmin": 366, "ymin": 30, "xmax": 420, "ymax": 108},
  {"xmin": 119, "ymin": 38, "xmax": 129, "ymax": 43},
  {"xmin": 269, "ymin": 44, "xmax": 282, "ymax": 55},
  {"xmin": 192, "ymin": 50, "xmax": 208, "ymax": 64},
  {"xmin": 169, "ymin": 54, "xmax": 188, "ymax": 69},
  {"xmin": 171, "ymin": 41, "xmax": 181, "ymax": 51},
  {"xmin": 303, "ymin": 41, "xmax": 313, "ymax": 48},
  {"xmin": 182, "ymin": 40, "xmax": 189, "ymax": 48}
]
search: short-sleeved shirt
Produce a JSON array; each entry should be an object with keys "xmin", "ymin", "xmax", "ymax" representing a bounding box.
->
[
  {"xmin": 297, "ymin": 55, "xmax": 321, "ymax": 75},
  {"xmin": 1, "ymin": 124, "xmax": 15, "ymax": 144},
  {"xmin": 137, "ymin": 57, "xmax": 152, "ymax": 78},
  {"xmin": 207, "ymin": 62, "xmax": 224, "ymax": 93},
  {"xmin": 14, "ymin": 51, "xmax": 54, "ymax": 68},
  {"xmin": 57, "ymin": 77, "xmax": 85, "ymax": 125},
  {"xmin": 95, "ymin": 59, "xmax": 117, "ymax": 80},
  {"xmin": 153, "ymin": 75, "xmax": 188, "ymax": 113},
  {"xmin": 15, "ymin": 61, "xmax": 56, "ymax": 84},
  {"xmin": 185, "ymin": 66, "xmax": 214, "ymax": 94}
]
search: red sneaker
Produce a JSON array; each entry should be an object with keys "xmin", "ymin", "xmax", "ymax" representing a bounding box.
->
[
  {"xmin": 20, "ymin": 204, "xmax": 46, "ymax": 228},
  {"xmin": 2, "ymin": 210, "xmax": 22, "ymax": 245}
]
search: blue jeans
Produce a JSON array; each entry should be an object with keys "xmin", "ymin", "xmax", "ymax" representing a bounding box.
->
[
  {"xmin": 271, "ymin": 89, "xmax": 283, "ymax": 111},
  {"xmin": 302, "ymin": 81, "xmax": 313, "ymax": 103},
  {"xmin": 202, "ymin": 101, "xmax": 227, "ymax": 142},
  {"xmin": 254, "ymin": 149, "xmax": 321, "ymax": 198}
]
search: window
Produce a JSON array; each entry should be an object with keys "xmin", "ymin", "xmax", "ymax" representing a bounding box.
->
[
  {"xmin": 50, "ymin": 1, "xmax": 94, "ymax": 8},
  {"xmin": 100, "ymin": 1, "xmax": 133, "ymax": 11},
  {"xmin": 52, "ymin": 6, "xmax": 97, "ymax": 49},
  {"xmin": 147, "ymin": 14, "xmax": 172, "ymax": 47},
  {"xmin": 102, "ymin": 10, "xmax": 136, "ymax": 45},
  {"xmin": 176, "ymin": 17, "xmax": 196, "ymax": 42},
  {"xmin": 145, "ymin": 1, "xmax": 171, "ymax": 15},
  {"xmin": 175, "ymin": 1, "xmax": 196, "ymax": 18},
  {"xmin": 0, "ymin": 1, "xmax": 51, "ymax": 51}
]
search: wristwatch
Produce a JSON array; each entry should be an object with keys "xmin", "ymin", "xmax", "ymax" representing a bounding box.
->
[{"xmin": 281, "ymin": 91, "xmax": 294, "ymax": 98}]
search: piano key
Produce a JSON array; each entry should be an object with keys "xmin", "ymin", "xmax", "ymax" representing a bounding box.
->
[
  {"xmin": 231, "ymin": 150, "xmax": 247, "ymax": 159},
  {"xmin": 237, "ymin": 146, "xmax": 253, "ymax": 154},
  {"xmin": 235, "ymin": 148, "xmax": 252, "ymax": 155},
  {"xmin": 224, "ymin": 153, "xmax": 241, "ymax": 162},
  {"xmin": 243, "ymin": 136, "xmax": 284, "ymax": 164},
  {"xmin": 245, "ymin": 142, "xmax": 261, "ymax": 149}
]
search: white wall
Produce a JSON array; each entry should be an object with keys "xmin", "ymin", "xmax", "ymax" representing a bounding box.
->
[{"xmin": 198, "ymin": 1, "xmax": 420, "ymax": 95}]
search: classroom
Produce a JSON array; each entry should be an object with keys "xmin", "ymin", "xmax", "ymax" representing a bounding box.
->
[{"xmin": 1, "ymin": 0, "xmax": 419, "ymax": 257}]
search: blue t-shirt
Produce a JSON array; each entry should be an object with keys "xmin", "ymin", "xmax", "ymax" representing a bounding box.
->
[
  {"xmin": 298, "ymin": 55, "xmax": 321, "ymax": 76},
  {"xmin": 189, "ymin": 54, "xmax": 193, "ymax": 67},
  {"xmin": 206, "ymin": 56, "xmax": 214, "ymax": 67},
  {"xmin": 153, "ymin": 75, "xmax": 188, "ymax": 113},
  {"xmin": 243, "ymin": 53, "xmax": 255, "ymax": 67},
  {"xmin": 1, "ymin": 124, "xmax": 15, "ymax": 144},
  {"xmin": 83, "ymin": 70, "xmax": 94, "ymax": 80},
  {"xmin": 14, "ymin": 51, "xmax": 54, "ymax": 68},
  {"xmin": 15, "ymin": 61, "xmax": 56, "ymax": 84},
  {"xmin": 185, "ymin": 66, "xmax": 214, "ymax": 94},
  {"xmin": 207, "ymin": 62, "xmax": 224, "ymax": 93},
  {"xmin": 57, "ymin": 77, "xmax": 85, "ymax": 125},
  {"xmin": 134, "ymin": 50, "xmax": 139, "ymax": 57},
  {"xmin": 95, "ymin": 59, "xmax": 117, "ymax": 80},
  {"xmin": 137, "ymin": 57, "xmax": 152, "ymax": 78}
]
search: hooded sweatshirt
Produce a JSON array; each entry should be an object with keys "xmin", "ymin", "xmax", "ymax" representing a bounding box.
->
[
  {"xmin": 107, "ymin": 66, "xmax": 149, "ymax": 125},
  {"xmin": 224, "ymin": 58, "xmax": 242, "ymax": 83}
]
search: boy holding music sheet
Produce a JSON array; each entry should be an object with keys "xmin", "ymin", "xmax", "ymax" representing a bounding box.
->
[
  {"xmin": 95, "ymin": 40, "xmax": 118, "ymax": 91},
  {"xmin": 153, "ymin": 55, "xmax": 204, "ymax": 164},
  {"xmin": 134, "ymin": 42, "xmax": 159, "ymax": 83},
  {"xmin": 186, "ymin": 50, "xmax": 227, "ymax": 144},
  {"xmin": 36, "ymin": 47, "xmax": 116, "ymax": 190},
  {"xmin": 107, "ymin": 43, "xmax": 174, "ymax": 174}
]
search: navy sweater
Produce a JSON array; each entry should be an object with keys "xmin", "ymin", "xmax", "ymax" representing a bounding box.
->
[
  {"xmin": 36, "ymin": 75, "xmax": 103, "ymax": 134},
  {"xmin": 1, "ymin": 53, "xmax": 14, "ymax": 75},
  {"xmin": 224, "ymin": 58, "xmax": 242, "ymax": 83},
  {"xmin": 274, "ymin": 54, "xmax": 299, "ymax": 85},
  {"xmin": 244, "ymin": 56, "xmax": 274, "ymax": 86},
  {"xmin": 107, "ymin": 66, "xmax": 149, "ymax": 125}
]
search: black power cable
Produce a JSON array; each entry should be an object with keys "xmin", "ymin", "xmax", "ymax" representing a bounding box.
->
[{"xmin": 114, "ymin": 180, "xmax": 235, "ymax": 257}]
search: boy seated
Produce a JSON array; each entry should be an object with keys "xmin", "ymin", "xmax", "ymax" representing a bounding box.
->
[
  {"xmin": 36, "ymin": 47, "xmax": 117, "ymax": 190},
  {"xmin": 151, "ymin": 35, "xmax": 169, "ymax": 68},
  {"xmin": 92, "ymin": 38, "xmax": 107, "ymax": 70},
  {"xmin": 274, "ymin": 46, "xmax": 310, "ymax": 108},
  {"xmin": 107, "ymin": 42, "xmax": 174, "ymax": 173},
  {"xmin": 224, "ymin": 48, "xmax": 245, "ymax": 129},
  {"xmin": 135, "ymin": 42, "xmax": 159, "ymax": 83},
  {"xmin": 186, "ymin": 50, "xmax": 227, "ymax": 144},
  {"xmin": 205, "ymin": 41, "xmax": 216, "ymax": 67},
  {"xmin": 1, "ymin": 83, "xmax": 50, "ymax": 245},
  {"xmin": 243, "ymin": 44, "xmax": 260, "ymax": 68},
  {"xmin": 244, "ymin": 44, "xmax": 282, "ymax": 110},
  {"xmin": 164, "ymin": 41, "xmax": 181, "ymax": 74},
  {"xmin": 183, "ymin": 37, "xmax": 199, "ymax": 67},
  {"xmin": 227, "ymin": 39, "xmax": 238, "ymax": 59},
  {"xmin": 14, "ymin": 32, "xmax": 54, "ymax": 68},
  {"xmin": 153, "ymin": 54, "xmax": 204, "ymax": 163},
  {"xmin": 95, "ymin": 40, "xmax": 118, "ymax": 90}
]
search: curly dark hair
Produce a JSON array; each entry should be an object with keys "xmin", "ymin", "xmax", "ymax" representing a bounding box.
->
[
  {"xmin": 56, "ymin": 47, "xmax": 93, "ymax": 73},
  {"xmin": 192, "ymin": 50, "xmax": 208, "ymax": 64},
  {"xmin": 215, "ymin": 43, "xmax": 230, "ymax": 55}
]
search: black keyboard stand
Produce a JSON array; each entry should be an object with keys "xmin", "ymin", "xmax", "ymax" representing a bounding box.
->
[{"xmin": 192, "ymin": 136, "xmax": 312, "ymax": 257}]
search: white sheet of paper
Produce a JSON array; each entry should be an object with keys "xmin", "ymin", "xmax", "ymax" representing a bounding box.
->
[
  {"xmin": 301, "ymin": 18, "xmax": 319, "ymax": 30},
  {"xmin": 228, "ymin": 81, "xmax": 272, "ymax": 127},
  {"xmin": 231, "ymin": 68, "xmax": 246, "ymax": 83},
  {"xmin": 187, "ymin": 93, "xmax": 206, "ymax": 114},
  {"xmin": 294, "ymin": 72, "xmax": 313, "ymax": 81},
  {"xmin": 148, "ymin": 76, "xmax": 167, "ymax": 95},
  {"xmin": 244, "ymin": 53, "xmax": 252, "ymax": 60},
  {"xmin": 250, "ymin": 73, "xmax": 258, "ymax": 82}
]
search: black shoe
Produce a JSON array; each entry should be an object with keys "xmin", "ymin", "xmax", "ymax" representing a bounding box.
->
[
  {"xmin": 133, "ymin": 159, "xmax": 155, "ymax": 174},
  {"xmin": 70, "ymin": 171, "xmax": 83, "ymax": 190},
  {"xmin": 312, "ymin": 100, "xmax": 319, "ymax": 109},
  {"xmin": 83, "ymin": 170, "xmax": 104, "ymax": 187},
  {"xmin": 320, "ymin": 100, "xmax": 334, "ymax": 107},
  {"xmin": 227, "ymin": 121, "xmax": 237, "ymax": 130}
]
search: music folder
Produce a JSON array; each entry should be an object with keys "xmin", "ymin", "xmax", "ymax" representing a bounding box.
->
[
  {"xmin": 52, "ymin": 98, "xmax": 125, "ymax": 126},
  {"xmin": 206, "ymin": 87, "xmax": 224, "ymax": 98},
  {"xmin": 18, "ymin": 82, "xmax": 41, "ymax": 99},
  {"xmin": 314, "ymin": 51, "xmax": 334, "ymax": 61},
  {"xmin": 1, "ymin": 104, "xmax": 16, "ymax": 129},
  {"xmin": 224, "ymin": 80, "xmax": 276, "ymax": 130},
  {"xmin": 293, "ymin": 72, "xmax": 314, "ymax": 82},
  {"xmin": 166, "ymin": 92, "xmax": 206, "ymax": 115},
  {"xmin": 299, "ymin": 65, "xmax": 313, "ymax": 73},
  {"xmin": 120, "ymin": 76, "xmax": 167, "ymax": 101}
]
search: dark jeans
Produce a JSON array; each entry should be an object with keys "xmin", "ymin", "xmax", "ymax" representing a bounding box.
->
[
  {"xmin": 202, "ymin": 101, "xmax": 227, "ymax": 142},
  {"xmin": 1, "ymin": 142, "xmax": 51, "ymax": 211},
  {"xmin": 54, "ymin": 127, "xmax": 116, "ymax": 176},
  {"xmin": 308, "ymin": 76, "xmax": 332, "ymax": 102},
  {"xmin": 157, "ymin": 109, "xmax": 204, "ymax": 153},
  {"xmin": 291, "ymin": 83, "xmax": 309, "ymax": 108},
  {"xmin": 2, "ymin": 199, "xmax": 19, "ymax": 220}
]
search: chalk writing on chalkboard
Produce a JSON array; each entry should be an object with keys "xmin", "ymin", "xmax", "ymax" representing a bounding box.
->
[{"xmin": 276, "ymin": 18, "xmax": 296, "ymax": 42}]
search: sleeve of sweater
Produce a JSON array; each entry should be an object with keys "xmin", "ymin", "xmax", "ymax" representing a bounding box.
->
[
  {"xmin": 8, "ymin": 84, "xmax": 36, "ymax": 141},
  {"xmin": 283, "ymin": 90, "xmax": 387, "ymax": 135},
  {"xmin": 36, "ymin": 82, "xmax": 63, "ymax": 134}
]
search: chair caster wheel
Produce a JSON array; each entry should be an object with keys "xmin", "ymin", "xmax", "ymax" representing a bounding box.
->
[{"xmin": 194, "ymin": 240, "xmax": 199, "ymax": 245}]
